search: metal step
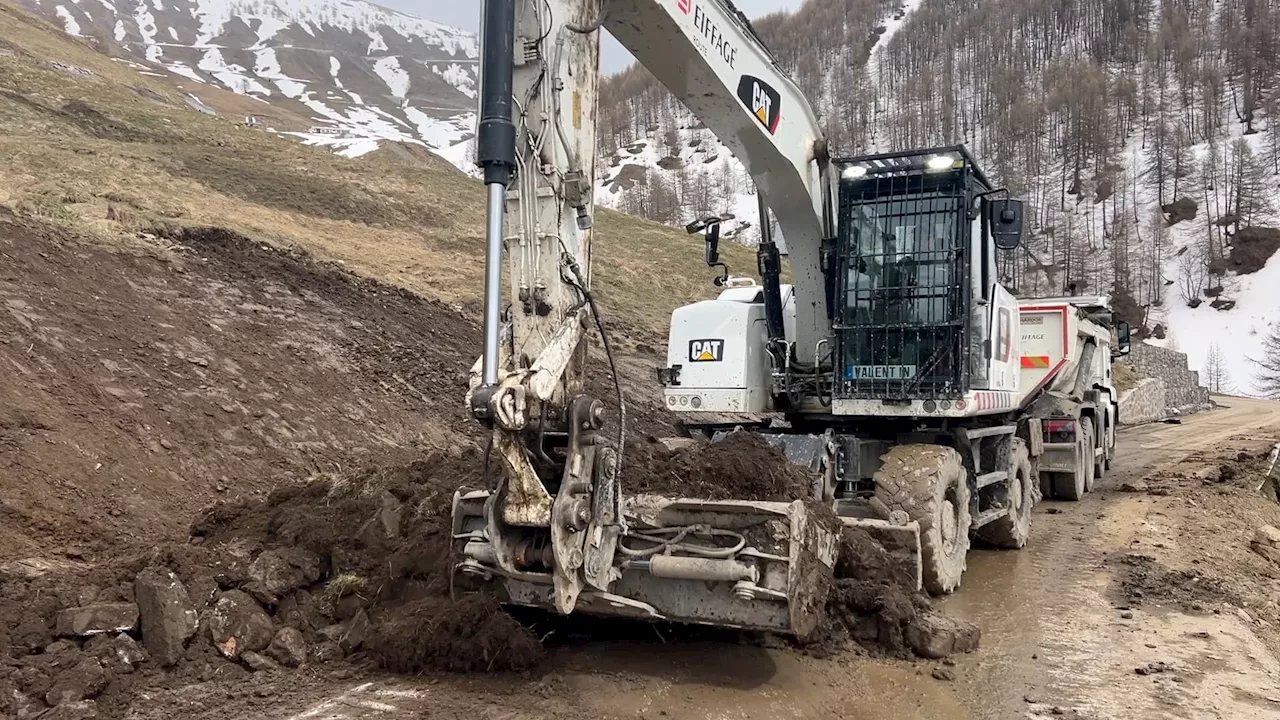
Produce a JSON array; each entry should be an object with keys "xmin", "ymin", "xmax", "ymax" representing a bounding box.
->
[
  {"xmin": 970, "ymin": 508, "xmax": 1007, "ymax": 529},
  {"xmin": 976, "ymin": 470, "xmax": 1008, "ymax": 488}
]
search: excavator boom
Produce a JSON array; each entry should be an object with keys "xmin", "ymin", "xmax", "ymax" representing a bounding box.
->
[{"xmin": 454, "ymin": 0, "xmax": 848, "ymax": 637}]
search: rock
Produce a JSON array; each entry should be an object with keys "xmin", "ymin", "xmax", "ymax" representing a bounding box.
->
[
  {"xmin": 208, "ymin": 590, "xmax": 274, "ymax": 659},
  {"xmin": 1252, "ymin": 527, "xmax": 1280, "ymax": 565},
  {"xmin": 377, "ymin": 490, "xmax": 402, "ymax": 539},
  {"xmin": 1194, "ymin": 466, "xmax": 1221, "ymax": 482},
  {"xmin": 931, "ymin": 667, "xmax": 955, "ymax": 681},
  {"xmin": 8, "ymin": 689, "xmax": 45, "ymax": 719},
  {"xmin": 266, "ymin": 628, "xmax": 307, "ymax": 668},
  {"xmin": 317, "ymin": 624, "xmax": 347, "ymax": 644},
  {"xmin": 313, "ymin": 641, "xmax": 343, "ymax": 662},
  {"xmin": 244, "ymin": 549, "xmax": 321, "ymax": 605},
  {"xmin": 339, "ymin": 610, "xmax": 370, "ymax": 654},
  {"xmin": 54, "ymin": 603, "xmax": 139, "ymax": 637},
  {"xmin": 239, "ymin": 651, "xmax": 278, "ymax": 672},
  {"xmin": 1045, "ymin": 508, "xmax": 1063, "ymax": 514},
  {"xmin": 44, "ymin": 658, "xmax": 106, "ymax": 706},
  {"xmin": 45, "ymin": 639, "xmax": 80, "ymax": 656},
  {"xmin": 135, "ymin": 567, "xmax": 198, "ymax": 667},
  {"xmin": 42, "ymin": 700, "xmax": 99, "ymax": 719},
  {"xmin": 104, "ymin": 633, "xmax": 148, "ymax": 670},
  {"xmin": 1135, "ymin": 661, "xmax": 1173, "ymax": 675},
  {"xmin": 905, "ymin": 612, "xmax": 981, "ymax": 659},
  {"xmin": 1120, "ymin": 611, "xmax": 1134, "ymax": 619},
  {"xmin": 0, "ymin": 557, "xmax": 82, "ymax": 582},
  {"xmin": 1119, "ymin": 482, "xmax": 1148, "ymax": 493}
]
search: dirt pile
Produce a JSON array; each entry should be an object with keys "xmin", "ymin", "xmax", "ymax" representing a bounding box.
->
[
  {"xmin": 803, "ymin": 528, "xmax": 981, "ymax": 660},
  {"xmin": 624, "ymin": 431, "xmax": 814, "ymax": 502},
  {"xmin": 0, "ymin": 449, "xmax": 542, "ymax": 719}
]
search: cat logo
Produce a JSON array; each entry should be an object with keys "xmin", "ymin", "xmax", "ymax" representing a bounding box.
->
[
  {"xmin": 689, "ymin": 339, "xmax": 724, "ymax": 362},
  {"xmin": 737, "ymin": 75, "xmax": 781, "ymax": 135}
]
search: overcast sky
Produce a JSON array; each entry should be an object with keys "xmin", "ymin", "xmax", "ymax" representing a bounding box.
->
[{"xmin": 392, "ymin": 1, "xmax": 805, "ymax": 73}]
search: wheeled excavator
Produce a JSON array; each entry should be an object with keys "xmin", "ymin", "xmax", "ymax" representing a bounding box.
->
[{"xmin": 452, "ymin": 0, "xmax": 1131, "ymax": 639}]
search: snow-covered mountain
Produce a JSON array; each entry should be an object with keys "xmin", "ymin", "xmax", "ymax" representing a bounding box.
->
[{"xmin": 29, "ymin": 0, "xmax": 479, "ymax": 157}]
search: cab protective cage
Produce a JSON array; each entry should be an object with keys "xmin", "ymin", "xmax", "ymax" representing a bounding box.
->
[{"xmin": 831, "ymin": 145, "xmax": 996, "ymax": 402}]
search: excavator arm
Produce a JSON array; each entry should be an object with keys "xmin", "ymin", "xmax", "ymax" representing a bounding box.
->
[{"xmin": 454, "ymin": 0, "xmax": 841, "ymax": 637}]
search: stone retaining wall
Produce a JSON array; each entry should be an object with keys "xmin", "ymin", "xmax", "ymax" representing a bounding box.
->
[
  {"xmin": 1124, "ymin": 343, "xmax": 1213, "ymax": 414},
  {"xmin": 1118, "ymin": 377, "xmax": 1168, "ymax": 426}
]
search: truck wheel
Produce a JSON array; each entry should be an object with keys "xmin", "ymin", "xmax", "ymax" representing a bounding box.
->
[
  {"xmin": 1052, "ymin": 421, "xmax": 1093, "ymax": 501},
  {"xmin": 1085, "ymin": 417, "xmax": 1105, "ymax": 479},
  {"xmin": 1080, "ymin": 417, "xmax": 1098, "ymax": 492},
  {"xmin": 873, "ymin": 444, "xmax": 971, "ymax": 595},
  {"xmin": 977, "ymin": 438, "xmax": 1033, "ymax": 549}
]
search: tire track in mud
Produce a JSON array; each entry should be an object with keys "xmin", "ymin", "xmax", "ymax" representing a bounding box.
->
[{"xmin": 938, "ymin": 398, "xmax": 1280, "ymax": 720}]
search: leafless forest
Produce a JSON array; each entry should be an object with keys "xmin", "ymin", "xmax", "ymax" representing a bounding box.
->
[{"xmin": 597, "ymin": 0, "xmax": 1280, "ymax": 333}]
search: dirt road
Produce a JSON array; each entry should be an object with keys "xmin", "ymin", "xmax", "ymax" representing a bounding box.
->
[
  {"xmin": 112, "ymin": 399, "xmax": 1280, "ymax": 720},
  {"xmin": 6, "ymin": 219, "xmax": 1280, "ymax": 719}
]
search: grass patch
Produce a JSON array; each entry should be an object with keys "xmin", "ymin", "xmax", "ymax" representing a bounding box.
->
[{"xmin": 0, "ymin": 0, "xmax": 752, "ymax": 341}]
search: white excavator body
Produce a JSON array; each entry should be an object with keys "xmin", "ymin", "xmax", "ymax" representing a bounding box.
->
[{"xmin": 454, "ymin": 0, "xmax": 1131, "ymax": 636}]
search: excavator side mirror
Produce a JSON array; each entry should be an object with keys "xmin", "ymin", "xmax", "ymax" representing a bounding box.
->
[
  {"xmin": 1115, "ymin": 321, "xmax": 1132, "ymax": 357},
  {"xmin": 704, "ymin": 223, "xmax": 722, "ymax": 267},
  {"xmin": 988, "ymin": 198, "xmax": 1024, "ymax": 250}
]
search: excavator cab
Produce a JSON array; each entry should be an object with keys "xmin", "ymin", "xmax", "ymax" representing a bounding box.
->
[{"xmin": 833, "ymin": 146, "xmax": 1021, "ymax": 403}]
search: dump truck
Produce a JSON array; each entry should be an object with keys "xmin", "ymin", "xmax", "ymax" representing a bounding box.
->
[{"xmin": 1019, "ymin": 296, "xmax": 1131, "ymax": 500}]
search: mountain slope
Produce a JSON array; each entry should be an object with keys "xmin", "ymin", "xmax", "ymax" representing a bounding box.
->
[
  {"xmin": 0, "ymin": 0, "xmax": 752, "ymax": 343},
  {"xmin": 23, "ymin": 0, "xmax": 479, "ymax": 156}
]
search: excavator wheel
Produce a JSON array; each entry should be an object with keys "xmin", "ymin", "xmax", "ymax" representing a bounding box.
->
[
  {"xmin": 976, "ymin": 438, "xmax": 1033, "ymax": 549},
  {"xmin": 873, "ymin": 444, "xmax": 970, "ymax": 595}
]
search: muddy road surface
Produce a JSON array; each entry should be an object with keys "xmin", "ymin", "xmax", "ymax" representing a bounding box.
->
[
  {"xmin": 5, "ymin": 219, "xmax": 1280, "ymax": 719},
  {"xmin": 112, "ymin": 401, "xmax": 1280, "ymax": 720}
]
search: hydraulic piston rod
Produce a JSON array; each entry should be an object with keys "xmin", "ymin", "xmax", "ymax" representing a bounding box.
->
[{"xmin": 476, "ymin": 0, "xmax": 517, "ymax": 389}]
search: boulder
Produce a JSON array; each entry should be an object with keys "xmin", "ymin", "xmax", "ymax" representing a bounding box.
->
[
  {"xmin": 87, "ymin": 633, "xmax": 148, "ymax": 674},
  {"xmin": 244, "ymin": 549, "xmax": 322, "ymax": 605},
  {"xmin": 905, "ymin": 612, "xmax": 981, "ymax": 659},
  {"xmin": 8, "ymin": 689, "xmax": 45, "ymax": 719},
  {"xmin": 42, "ymin": 700, "xmax": 99, "ymax": 719},
  {"xmin": 208, "ymin": 590, "xmax": 274, "ymax": 659},
  {"xmin": 239, "ymin": 650, "xmax": 278, "ymax": 672},
  {"xmin": 266, "ymin": 627, "xmax": 307, "ymax": 668},
  {"xmin": 338, "ymin": 610, "xmax": 370, "ymax": 654},
  {"xmin": 1251, "ymin": 526, "xmax": 1280, "ymax": 566},
  {"xmin": 54, "ymin": 603, "xmax": 139, "ymax": 638},
  {"xmin": 44, "ymin": 658, "xmax": 106, "ymax": 706},
  {"xmin": 134, "ymin": 567, "xmax": 198, "ymax": 667}
]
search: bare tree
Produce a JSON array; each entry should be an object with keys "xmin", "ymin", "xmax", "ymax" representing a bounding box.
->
[
  {"xmin": 1251, "ymin": 325, "xmax": 1280, "ymax": 400},
  {"xmin": 1203, "ymin": 342, "xmax": 1233, "ymax": 393}
]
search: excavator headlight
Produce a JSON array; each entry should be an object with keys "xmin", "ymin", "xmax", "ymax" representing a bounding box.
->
[
  {"xmin": 842, "ymin": 165, "xmax": 868, "ymax": 179},
  {"xmin": 927, "ymin": 154, "xmax": 956, "ymax": 171}
]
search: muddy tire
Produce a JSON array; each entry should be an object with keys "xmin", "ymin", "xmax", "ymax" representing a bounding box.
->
[
  {"xmin": 1080, "ymin": 417, "xmax": 1098, "ymax": 492},
  {"xmin": 1090, "ymin": 417, "xmax": 1106, "ymax": 478},
  {"xmin": 1052, "ymin": 420, "xmax": 1094, "ymax": 501},
  {"xmin": 873, "ymin": 444, "xmax": 971, "ymax": 595},
  {"xmin": 977, "ymin": 439, "xmax": 1034, "ymax": 549}
]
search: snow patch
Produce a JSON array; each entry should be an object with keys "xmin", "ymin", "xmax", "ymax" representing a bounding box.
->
[
  {"xmin": 251, "ymin": 16, "xmax": 289, "ymax": 48},
  {"xmin": 55, "ymin": 5, "xmax": 81, "ymax": 35},
  {"xmin": 134, "ymin": 2, "xmax": 161, "ymax": 61},
  {"xmin": 113, "ymin": 19, "xmax": 126, "ymax": 41},
  {"xmin": 373, "ymin": 56, "xmax": 409, "ymax": 101},
  {"xmin": 403, "ymin": 107, "xmax": 472, "ymax": 148},
  {"xmin": 329, "ymin": 56, "xmax": 343, "ymax": 87},
  {"xmin": 366, "ymin": 28, "xmax": 387, "ymax": 53}
]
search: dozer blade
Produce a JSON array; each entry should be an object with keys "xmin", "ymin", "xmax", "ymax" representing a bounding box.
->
[{"xmin": 452, "ymin": 490, "xmax": 841, "ymax": 639}]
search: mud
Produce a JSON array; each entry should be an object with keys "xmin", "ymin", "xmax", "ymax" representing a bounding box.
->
[
  {"xmin": 624, "ymin": 432, "xmax": 813, "ymax": 502},
  {"xmin": 369, "ymin": 595, "xmax": 542, "ymax": 673},
  {"xmin": 0, "ymin": 450, "xmax": 541, "ymax": 718}
]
